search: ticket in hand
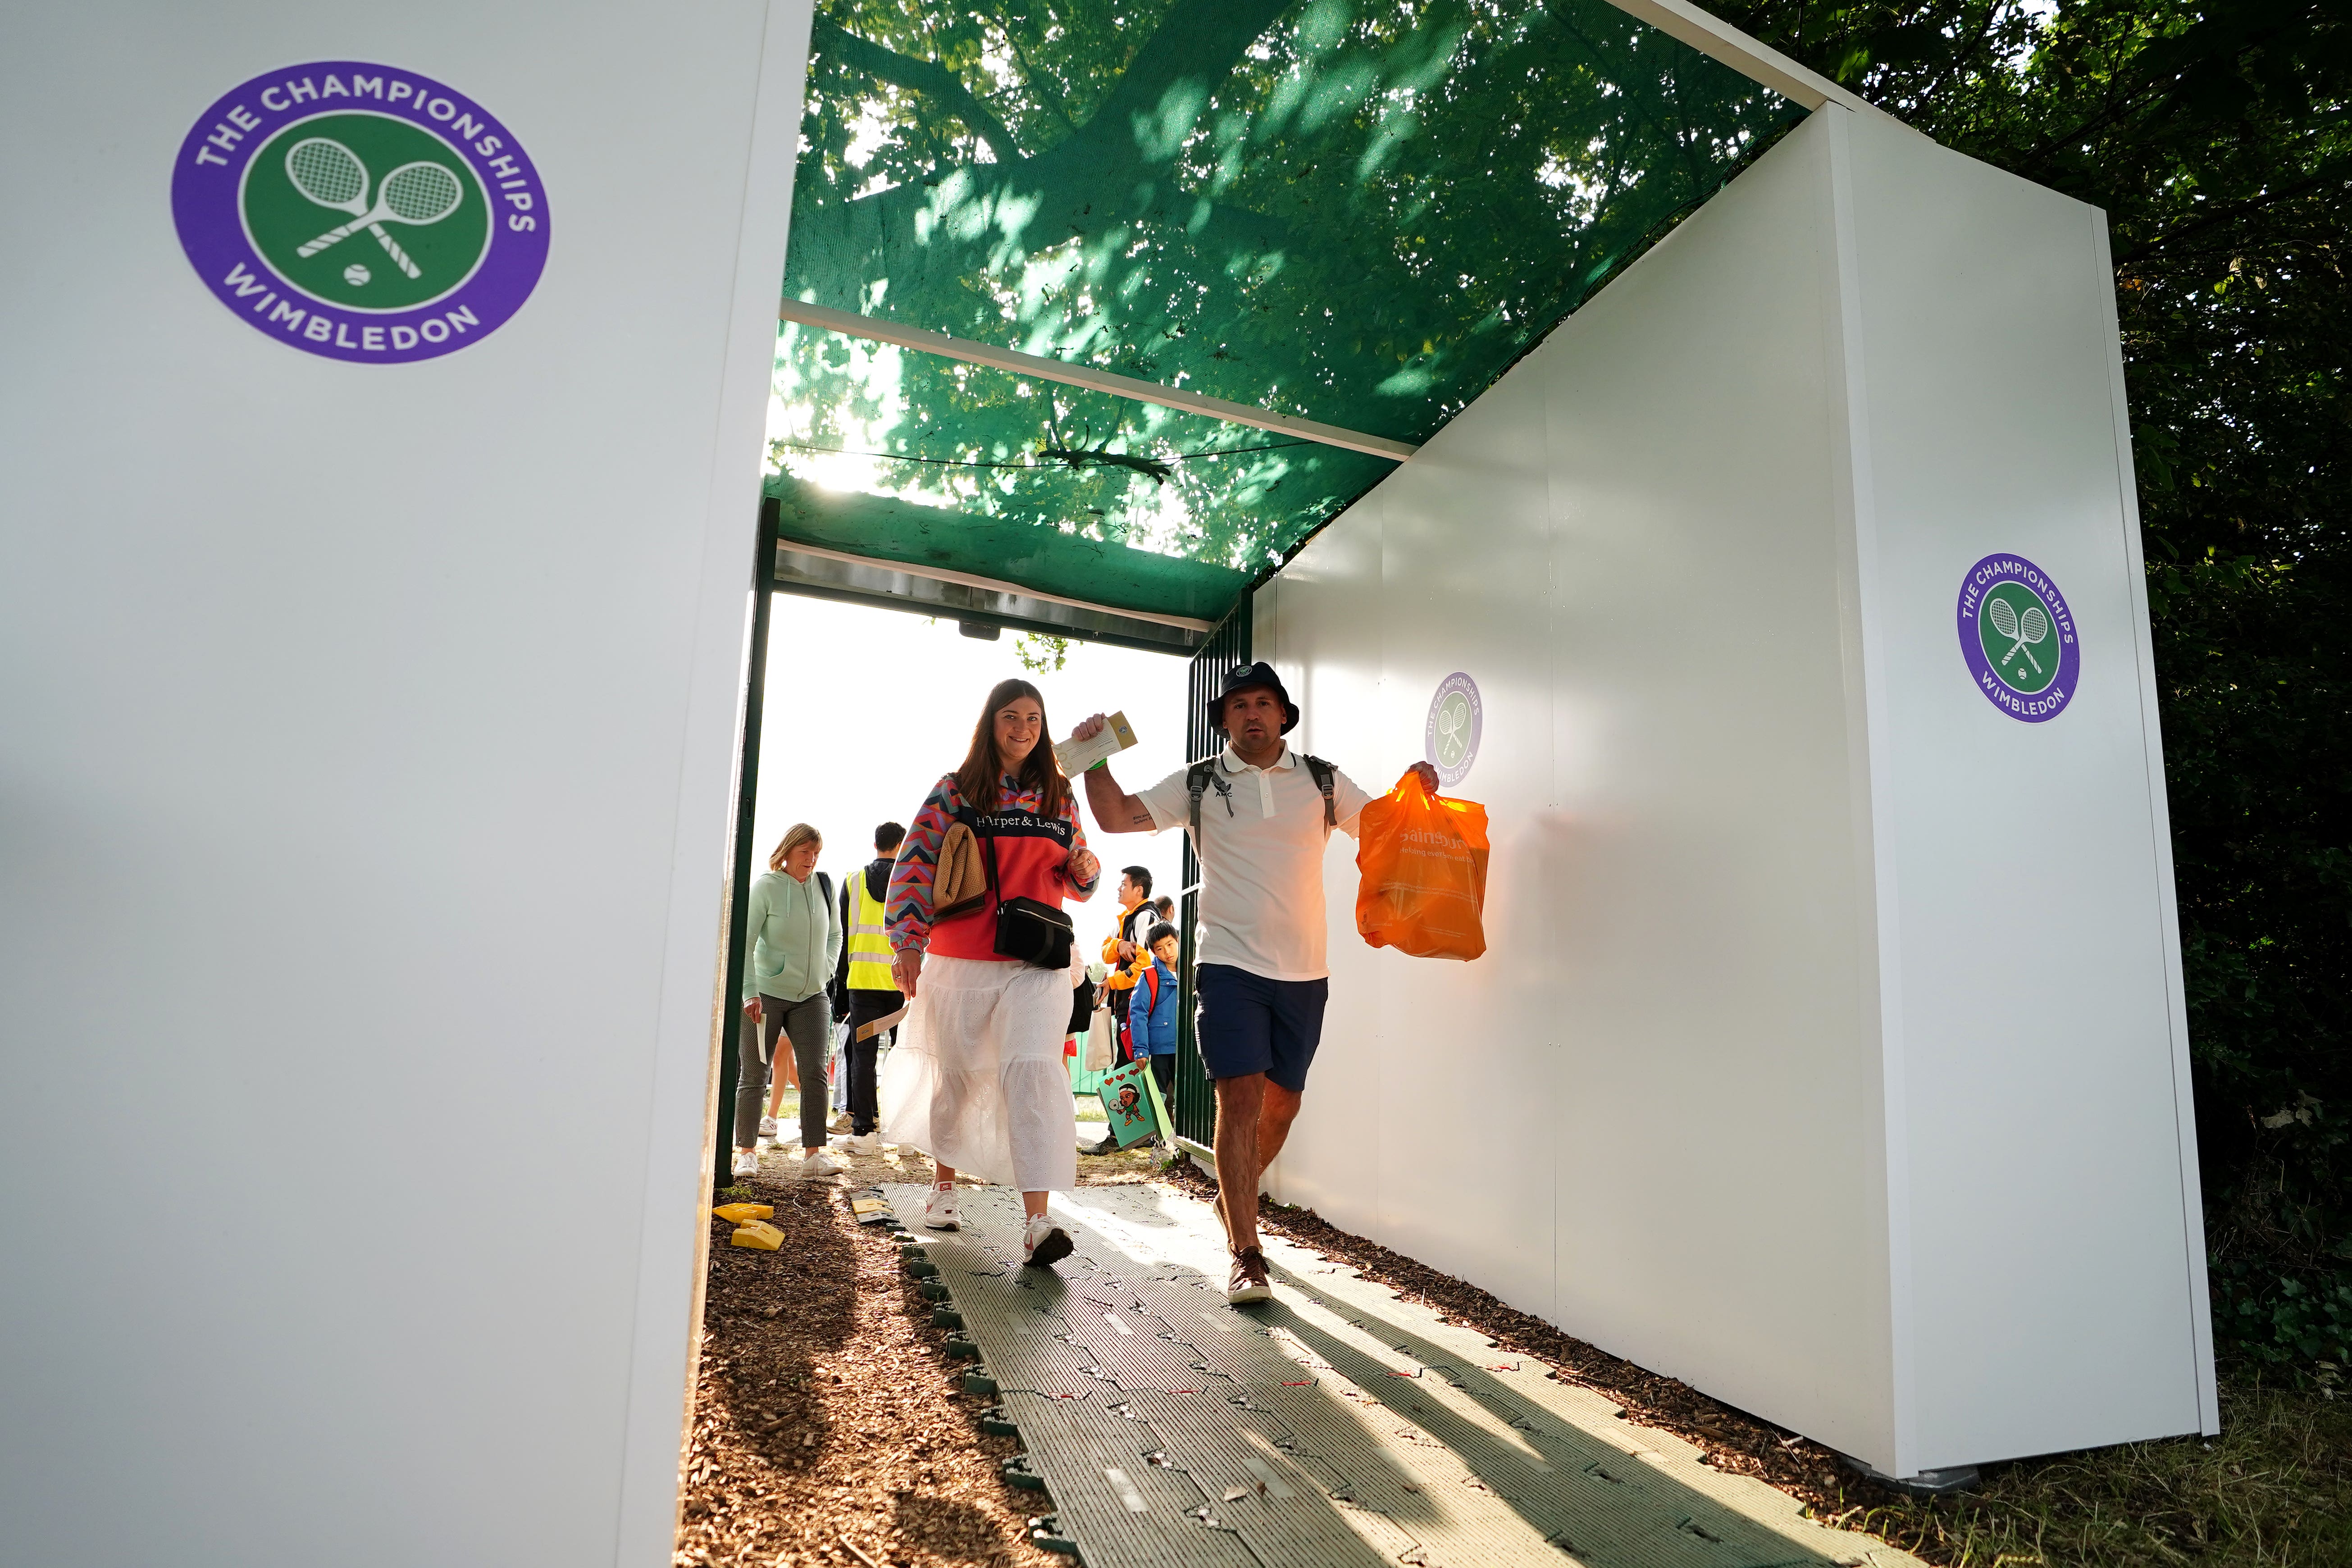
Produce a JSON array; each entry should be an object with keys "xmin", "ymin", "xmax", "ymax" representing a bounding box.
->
[{"xmin": 1055, "ymin": 711, "xmax": 1139, "ymax": 775}]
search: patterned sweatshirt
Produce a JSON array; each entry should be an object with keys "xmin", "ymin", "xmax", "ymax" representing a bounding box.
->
[{"xmin": 887, "ymin": 771, "xmax": 1098, "ymax": 959}]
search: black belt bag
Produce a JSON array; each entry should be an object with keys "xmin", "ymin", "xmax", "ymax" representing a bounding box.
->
[
  {"xmin": 993, "ymin": 894, "xmax": 1075, "ymax": 971},
  {"xmin": 969, "ymin": 809, "xmax": 1076, "ymax": 971}
]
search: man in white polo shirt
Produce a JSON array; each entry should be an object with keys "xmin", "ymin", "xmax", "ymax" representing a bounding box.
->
[{"xmin": 1072, "ymin": 663, "xmax": 1436, "ymax": 1303}]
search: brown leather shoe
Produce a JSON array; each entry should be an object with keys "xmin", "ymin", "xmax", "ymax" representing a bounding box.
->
[{"xmin": 1226, "ymin": 1245, "xmax": 1272, "ymax": 1304}]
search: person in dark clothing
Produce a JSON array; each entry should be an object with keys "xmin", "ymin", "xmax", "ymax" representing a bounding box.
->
[
  {"xmin": 1066, "ymin": 965, "xmax": 1097, "ymax": 1063},
  {"xmin": 832, "ymin": 821, "xmax": 907, "ymax": 1152}
]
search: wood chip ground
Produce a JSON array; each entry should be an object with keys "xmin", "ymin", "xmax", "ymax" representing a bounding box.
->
[{"xmin": 675, "ymin": 1131, "xmax": 1162, "ymax": 1568}]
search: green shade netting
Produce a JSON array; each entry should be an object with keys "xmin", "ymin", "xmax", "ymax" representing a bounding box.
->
[
  {"xmin": 769, "ymin": 334, "xmax": 1391, "ymax": 619},
  {"xmin": 772, "ymin": 0, "xmax": 1801, "ymax": 624}
]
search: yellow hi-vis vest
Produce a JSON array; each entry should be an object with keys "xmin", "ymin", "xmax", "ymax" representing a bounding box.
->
[{"xmin": 844, "ymin": 866, "xmax": 896, "ymax": 990}]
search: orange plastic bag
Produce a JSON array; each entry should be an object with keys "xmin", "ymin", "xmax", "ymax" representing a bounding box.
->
[{"xmin": 1354, "ymin": 770, "xmax": 1489, "ymax": 961}]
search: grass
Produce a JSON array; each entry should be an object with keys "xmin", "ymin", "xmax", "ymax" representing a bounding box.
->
[{"xmin": 1846, "ymin": 1380, "xmax": 2352, "ymax": 1567}]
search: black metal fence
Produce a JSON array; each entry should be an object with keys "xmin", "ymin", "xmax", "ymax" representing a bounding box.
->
[
  {"xmin": 1171, "ymin": 599, "xmax": 1252, "ymax": 1149},
  {"xmin": 714, "ymin": 505, "xmax": 777, "ymax": 1192}
]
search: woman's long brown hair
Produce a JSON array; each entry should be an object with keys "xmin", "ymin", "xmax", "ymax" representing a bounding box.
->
[{"xmin": 953, "ymin": 678, "xmax": 1069, "ymax": 818}]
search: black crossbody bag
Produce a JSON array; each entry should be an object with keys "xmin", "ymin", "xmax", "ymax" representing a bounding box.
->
[{"xmin": 967, "ymin": 810, "xmax": 1076, "ymax": 970}]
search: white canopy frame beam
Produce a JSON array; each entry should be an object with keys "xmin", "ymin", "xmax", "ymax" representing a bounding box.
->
[
  {"xmin": 776, "ymin": 299, "xmax": 1421, "ymax": 462},
  {"xmin": 1600, "ymin": 0, "xmax": 1927, "ymax": 133},
  {"xmin": 774, "ymin": 538, "xmax": 1217, "ymax": 634},
  {"xmin": 767, "ymin": 537, "xmax": 1214, "ymax": 654}
]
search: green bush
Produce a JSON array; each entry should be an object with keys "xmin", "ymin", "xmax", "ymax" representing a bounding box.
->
[{"xmin": 2212, "ymin": 1261, "xmax": 2352, "ymax": 1389}]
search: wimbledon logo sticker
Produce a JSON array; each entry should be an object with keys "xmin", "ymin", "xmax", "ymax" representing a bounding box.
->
[
  {"xmin": 1958, "ymin": 553, "xmax": 2080, "ymax": 722},
  {"xmin": 172, "ymin": 63, "xmax": 549, "ymax": 363},
  {"xmin": 1424, "ymin": 672, "xmax": 1482, "ymax": 787}
]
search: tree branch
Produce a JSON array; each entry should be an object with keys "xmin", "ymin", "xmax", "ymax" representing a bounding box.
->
[
  {"xmin": 813, "ymin": 22, "xmax": 1025, "ymax": 164},
  {"xmin": 2113, "ymin": 165, "xmax": 2352, "ymax": 268},
  {"xmin": 1072, "ymin": 0, "xmax": 1294, "ymax": 155}
]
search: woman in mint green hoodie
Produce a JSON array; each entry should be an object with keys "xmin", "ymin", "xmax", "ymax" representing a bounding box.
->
[{"xmin": 735, "ymin": 823, "xmax": 843, "ymax": 1179}]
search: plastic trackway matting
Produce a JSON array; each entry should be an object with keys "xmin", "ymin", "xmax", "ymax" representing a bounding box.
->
[{"xmin": 889, "ymin": 1183, "xmax": 1924, "ymax": 1568}]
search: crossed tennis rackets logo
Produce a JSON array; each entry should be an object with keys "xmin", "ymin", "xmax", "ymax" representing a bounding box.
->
[
  {"xmin": 1986, "ymin": 593, "xmax": 2052, "ymax": 676},
  {"xmin": 284, "ymin": 136, "xmax": 463, "ymax": 279},
  {"xmin": 1954, "ymin": 556, "xmax": 2077, "ymax": 721}
]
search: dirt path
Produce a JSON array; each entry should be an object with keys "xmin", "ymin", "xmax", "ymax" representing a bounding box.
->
[
  {"xmin": 675, "ymin": 1134, "xmax": 1159, "ymax": 1568},
  {"xmin": 687, "ymin": 1116, "xmax": 2351, "ymax": 1568}
]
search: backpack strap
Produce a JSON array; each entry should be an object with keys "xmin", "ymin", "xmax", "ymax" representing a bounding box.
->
[
  {"xmin": 1185, "ymin": 757, "xmax": 1222, "ymax": 835},
  {"xmin": 1299, "ymin": 754, "xmax": 1337, "ymax": 828},
  {"xmin": 1189, "ymin": 753, "xmax": 1334, "ymax": 830},
  {"xmin": 816, "ymin": 870, "xmax": 833, "ymax": 904}
]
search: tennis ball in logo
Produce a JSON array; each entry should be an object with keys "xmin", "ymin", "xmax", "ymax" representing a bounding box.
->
[
  {"xmin": 1975, "ymin": 581, "xmax": 2061, "ymax": 695},
  {"xmin": 241, "ymin": 112, "xmax": 488, "ymax": 311}
]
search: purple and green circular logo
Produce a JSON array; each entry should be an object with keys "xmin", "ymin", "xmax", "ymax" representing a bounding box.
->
[
  {"xmin": 171, "ymin": 63, "xmax": 548, "ymax": 362},
  {"xmin": 1424, "ymin": 672, "xmax": 1482, "ymax": 786},
  {"xmin": 1958, "ymin": 554, "xmax": 2079, "ymax": 722}
]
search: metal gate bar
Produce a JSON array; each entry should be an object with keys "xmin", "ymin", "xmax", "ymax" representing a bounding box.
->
[{"xmin": 1174, "ymin": 604, "xmax": 1252, "ymax": 1149}]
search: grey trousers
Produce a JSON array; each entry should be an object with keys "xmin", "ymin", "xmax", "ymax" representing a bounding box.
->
[{"xmin": 737, "ymin": 992, "xmax": 831, "ymax": 1150}]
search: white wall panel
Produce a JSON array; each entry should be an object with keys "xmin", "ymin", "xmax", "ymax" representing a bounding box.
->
[
  {"xmin": 1533, "ymin": 113, "xmax": 1890, "ymax": 1462},
  {"xmin": 0, "ymin": 4, "xmax": 809, "ymax": 1563},
  {"xmin": 1837, "ymin": 111, "xmax": 2211, "ymax": 1464},
  {"xmin": 1253, "ymin": 105, "xmax": 2211, "ymax": 1474},
  {"xmin": 1260, "ymin": 114, "xmax": 1891, "ymax": 1460},
  {"xmin": 1367, "ymin": 353, "xmax": 1559, "ymax": 1319}
]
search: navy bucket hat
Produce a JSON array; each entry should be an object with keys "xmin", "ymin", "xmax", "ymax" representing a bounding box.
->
[{"xmin": 1207, "ymin": 661, "xmax": 1300, "ymax": 735}]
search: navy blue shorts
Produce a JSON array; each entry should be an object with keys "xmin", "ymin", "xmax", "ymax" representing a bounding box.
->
[{"xmin": 1194, "ymin": 963, "xmax": 1329, "ymax": 1093}]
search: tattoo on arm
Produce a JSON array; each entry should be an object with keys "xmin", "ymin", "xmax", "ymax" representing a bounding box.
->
[{"xmin": 1084, "ymin": 766, "xmax": 1150, "ymax": 835}]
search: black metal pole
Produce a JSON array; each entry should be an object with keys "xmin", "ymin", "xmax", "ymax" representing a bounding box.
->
[
  {"xmin": 714, "ymin": 499, "xmax": 778, "ymax": 1193},
  {"xmin": 1172, "ymin": 598, "xmax": 1248, "ymax": 1152}
]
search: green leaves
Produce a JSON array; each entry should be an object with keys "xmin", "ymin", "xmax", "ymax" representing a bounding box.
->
[{"xmin": 773, "ymin": 0, "xmax": 1799, "ymax": 586}]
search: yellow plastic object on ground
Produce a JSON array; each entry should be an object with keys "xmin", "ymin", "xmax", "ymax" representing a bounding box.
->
[
  {"xmin": 729, "ymin": 1220, "xmax": 784, "ymax": 1250},
  {"xmin": 713, "ymin": 1202, "xmax": 773, "ymax": 1224}
]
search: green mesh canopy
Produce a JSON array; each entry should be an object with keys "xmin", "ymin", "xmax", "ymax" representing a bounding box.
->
[{"xmin": 771, "ymin": 0, "xmax": 1802, "ymax": 627}]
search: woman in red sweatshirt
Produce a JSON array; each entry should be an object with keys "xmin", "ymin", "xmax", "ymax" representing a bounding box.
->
[{"xmin": 880, "ymin": 678, "xmax": 1099, "ymax": 1267}]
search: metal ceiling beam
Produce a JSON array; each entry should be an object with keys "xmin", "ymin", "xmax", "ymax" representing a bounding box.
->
[
  {"xmin": 777, "ymin": 299, "xmax": 1420, "ymax": 462},
  {"xmin": 770, "ymin": 538, "xmax": 1212, "ymax": 654}
]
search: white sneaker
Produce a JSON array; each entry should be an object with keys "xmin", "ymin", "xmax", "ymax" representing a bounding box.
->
[
  {"xmin": 729, "ymin": 1148, "xmax": 759, "ymax": 1180},
  {"xmin": 923, "ymin": 1185, "xmax": 959, "ymax": 1231},
  {"xmin": 845, "ymin": 1132, "xmax": 881, "ymax": 1156},
  {"xmin": 1022, "ymin": 1214, "xmax": 1074, "ymax": 1270},
  {"xmin": 802, "ymin": 1149, "xmax": 845, "ymax": 1178},
  {"xmin": 757, "ymin": 1115, "xmax": 779, "ymax": 1140}
]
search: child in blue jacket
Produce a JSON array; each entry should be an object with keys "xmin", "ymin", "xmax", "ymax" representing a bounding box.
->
[{"xmin": 1137, "ymin": 922, "xmax": 1182, "ymax": 1111}]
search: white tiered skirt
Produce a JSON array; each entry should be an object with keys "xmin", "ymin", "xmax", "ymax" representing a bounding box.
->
[{"xmin": 878, "ymin": 954, "xmax": 1077, "ymax": 1192}]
